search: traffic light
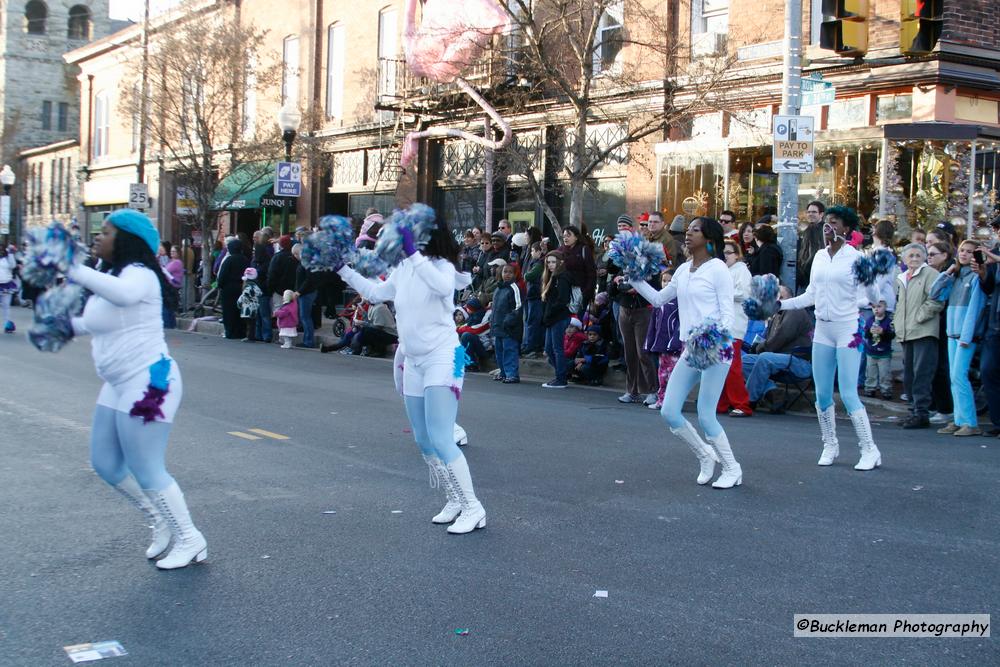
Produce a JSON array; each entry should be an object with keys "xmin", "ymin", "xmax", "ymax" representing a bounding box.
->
[
  {"xmin": 900, "ymin": 0, "xmax": 943, "ymax": 55},
  {"xmin": 820, "ymin": 0, "xmax": 869, "ymax": 57}
]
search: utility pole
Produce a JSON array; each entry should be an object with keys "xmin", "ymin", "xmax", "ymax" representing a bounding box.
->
[
  {"xmin": 776, "ymin": 0, "xmax": 802, "ymax": 291},
  {"xmin": 136, "ymin": 0, "xmax": 151, "ymax": 185}
]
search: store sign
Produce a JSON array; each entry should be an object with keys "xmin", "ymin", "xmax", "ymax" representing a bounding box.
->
[
  {"xmin": 176, "ymin": 187, "xmax": 198, "ymax": 216},
  {"xmin": 772, "ymin": 115, "xmax": 815, "ymax": 173},
  {"xmin": 274, "ymin": 161, "xmax": 302, "ymax": 197},
  {"xmin": 737, "ymin": 40, "xmax": 784, "ymax": 62}
]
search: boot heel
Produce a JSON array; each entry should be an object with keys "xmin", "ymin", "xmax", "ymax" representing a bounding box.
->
[{"xmin": 195, "ymin": 548, "xmax": 208, "ymax": 563}]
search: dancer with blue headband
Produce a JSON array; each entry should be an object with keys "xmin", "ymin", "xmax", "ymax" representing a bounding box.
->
[{"xmin": 66, "ymin": 210, "xmax": 207, "ymax": 569}]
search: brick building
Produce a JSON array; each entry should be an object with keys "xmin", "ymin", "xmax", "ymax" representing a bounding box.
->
[{"xmin": 60, "ymin": 0, "xmax": 1000, "ymax": 247}]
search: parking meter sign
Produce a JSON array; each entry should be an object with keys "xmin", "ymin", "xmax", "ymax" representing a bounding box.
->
[{"xmin": 275, "ymin": 162, "xmax": 302, "ymax": 198}]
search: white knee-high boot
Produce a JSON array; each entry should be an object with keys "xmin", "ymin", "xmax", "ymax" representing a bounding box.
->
[
  {"xmin": 144, "ymin": 482, "xmax": 207, "ymax": 570},
  {"xmin": 113, "ymin": 474, "xmax": 171, "ymax": 559},
  {"xmin": 850, "ymin": 407, "xmax": 882, "ymax": 471},
  {"xmin": 670, "ymin": 419, "xmax": 719, "ymax": 485},
  {"xmin": 443, "ymin": 454, "xmax": 486, "ymax": 534},
  {"xmin": 816, "ymin": 403, "xmax": 840, "ymax": 466},
  {"xmin": 707, "ymin": 431, "xmax": 742, "ymax": 489},
  {"xmin": 422, "ymin": 454, "xmax": 462, "ymax": 524}
]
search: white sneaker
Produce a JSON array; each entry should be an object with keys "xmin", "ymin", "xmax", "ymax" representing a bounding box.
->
[
  {"xmin": 648, "ymin": 401, "xmax": 662, "ymax": 410},
  {"xmin": 928, "ymin": 412, "xmax": 952, "ymax": 424},
  {"xmin": 618, "ymin": 393, "xmax": 639, "ymax": 403},
  {"xmin": 643, "ymin": 393, "xmax": 657, "ymax": 406}
]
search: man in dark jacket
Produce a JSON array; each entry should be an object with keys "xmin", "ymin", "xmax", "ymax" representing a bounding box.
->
[
  {"xmin": 741, "ymin": 286, "xmax": 814, "ymax": 410},
  {"xmin": 217, "ymin": 237, "xmax": 249, "ymax": 339},
  {"xmin": 796, "ymin": 200, "xmax": 826, "ymax": 292},
  {"xmin": 608, "ymin": 257, "xmax": 658, "ymax": 405},
  {"xmin": 974, "ymin": 252, "xmax": 1000, "ymax": 435},
  {"xmin": 490, "ymin": 264, "xmax": 523, "ymax": 382},
  {"xmin": 252, "ymin": 230, "xmax": 275, "ymax": 342},
  {"xmin": 267, "ymin": 235, "xmax": 298, "ymax": 300}
]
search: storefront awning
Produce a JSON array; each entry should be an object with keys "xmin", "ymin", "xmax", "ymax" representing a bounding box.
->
[
  {"xmin": 883, "ymin": 122, "xmax": 1000, "ymax": 141},
  {"xmin": 211, "ymin": 163, "xmax": 292, "ymax": 211}
]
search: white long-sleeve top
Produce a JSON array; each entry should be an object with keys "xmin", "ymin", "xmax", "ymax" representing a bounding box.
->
[
  {"xmin": 630, "ymin": 257, "xmax": 735, "ymax": 339},
  {"xmin": 338, "ymin": 254, "xmax": 466, "ymax": 359},
  {"xmin": 68, "ymin": 264, "xmax": 169, "ymax": 386},
  {"xmin": 728, "ymin": 260, "xmax": 752, "ymax": 339},
  {"xmin": 0, "ymin": 255, "xmax": 15, "ymax": 283},
  {"xmin": 781, "ymin": 243, "xmax": 878, "ymax": 321}
]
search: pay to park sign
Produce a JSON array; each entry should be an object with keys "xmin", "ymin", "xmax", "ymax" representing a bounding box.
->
[{"xmin": 772, "ymin": 115, "xmax": 815, "ymax": 174}]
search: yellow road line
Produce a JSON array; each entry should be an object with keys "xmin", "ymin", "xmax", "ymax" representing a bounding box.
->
[
  {"xmin": 228, "ymin": 431, "xmax": 261, "ymax": 440},
  {"xmin": 247, "ymin": 428, "xmax": 290, "ymax": 440}
]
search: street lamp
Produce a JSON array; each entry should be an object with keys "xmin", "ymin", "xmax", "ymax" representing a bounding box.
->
[
  {"xmin": 275, "ymin": 105, "xmax": 301, "ymax": 235},
  {"xmin": 0, "ymin": 165, "xmax": 15, "ymax": 242}
]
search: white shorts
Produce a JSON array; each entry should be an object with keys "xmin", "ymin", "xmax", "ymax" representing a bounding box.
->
[
  {"xmin": 395, "ymin": 344, "xmax": 466, "ymax": 398},
  {"xmin": 814, "ymin": 318, "xmax": 861, "ymax": 348},
  {"xmin": 97, "ymin": 358, "xmax": 183, "ymax": 423}
]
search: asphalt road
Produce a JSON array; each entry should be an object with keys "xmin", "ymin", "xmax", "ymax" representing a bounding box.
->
[{"xmin": 1, "ymin": 307, "xmax": 996, "ymax": 665}]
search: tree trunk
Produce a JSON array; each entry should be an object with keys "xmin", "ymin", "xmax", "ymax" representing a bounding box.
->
[{"xmin": 567, "ymin": 177, "xmax": 586, "ymax": 231}]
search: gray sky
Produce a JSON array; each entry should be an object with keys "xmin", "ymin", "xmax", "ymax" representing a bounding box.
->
[{"xmin": 109, "ymin": 0, "xmax": 181, "ymax": 21}]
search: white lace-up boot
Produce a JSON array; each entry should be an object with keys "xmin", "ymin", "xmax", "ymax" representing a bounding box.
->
[
  {"xmin": 850, "ymin": 407, "xmax": 882, "ymax": 471},
  {"xmin": 444, "ymin": 455, "xmax": 486, "ymax": 534},
  {"xmin": 423, "ymin": 454, "xmax": 462, "ymax": 524},
  {"xmin": 707, "ymin": 431, "xmax": 743, "ymax": 489},
  {"xmin": 144, "ymin": 482, "xmax": 207, "ymax": 570},
  {"xmin": 113, "ymin": 474, "xmax": 171, "ymax": 559},
  {"xmin": 670, "ymin": 420, "xmax": 719, "ymax": 485},
  {"xmin": 816, "ymin": 404, "xmax": 840, "ymax": 466}
]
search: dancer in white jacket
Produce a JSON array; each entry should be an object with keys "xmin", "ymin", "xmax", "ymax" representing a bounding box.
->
[
  {"xmin": 780, "ymin": 206, "xmax": 882, "ymax": 470},
  {"xmin": 629, "ymin": 217, "xmax": 743, "ymax": 489},
  {"xmin": 68, "ymin": 210, "xmax": 206, "ymax": 569},
  {"xmin": 337, "ymin": 218, "xmax": 486, "ymax": 533}
]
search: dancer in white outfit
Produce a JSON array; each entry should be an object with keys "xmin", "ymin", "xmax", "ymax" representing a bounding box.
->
[
  {"xmin": 629, "ymin": 217, "xmax": 743, "ymax": 488},
  {"xmin": 67, "ymin": 210, "xmax": 207, "ymax": 569},
  {"xmin": 337, "ymin": 218, "xmax": 486, "ymax": 533},
  {"xmin": 780, "ymin": 206, "xmax": 882, "ymax": 470}
]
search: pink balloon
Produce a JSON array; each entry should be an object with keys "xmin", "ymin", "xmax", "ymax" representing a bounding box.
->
[{"xmin": 405, "ymin": 0, "xmax": 510, "ymax": 83}]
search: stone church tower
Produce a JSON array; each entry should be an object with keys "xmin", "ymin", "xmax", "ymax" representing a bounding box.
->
[{"xmin": 0, "ymin": 0, "xmax": 124, "ymax": 163}]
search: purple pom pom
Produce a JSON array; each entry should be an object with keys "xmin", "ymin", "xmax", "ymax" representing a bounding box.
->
[{"xmin": 130, "ymin": 386, "xmax": 168, "ymax": 423}]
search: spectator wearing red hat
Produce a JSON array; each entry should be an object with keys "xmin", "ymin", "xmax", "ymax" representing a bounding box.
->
[{"xmin": 563, "ymin": 317, "xmax": 586, "ymax": 359}]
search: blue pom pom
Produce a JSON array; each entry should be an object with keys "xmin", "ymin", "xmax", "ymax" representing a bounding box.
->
[
  {"xmin": 300, "ymin": 216, "xmax": 355, "ymax": 272},
  {"xmin": 22, "ymin": 221, "xmax": 86, "ymax": 288},
  {"xmin": 852, "ymin": 255, "xmax": 877, "ymax": 286},
  {"xmin": 375, "ymin": 203, "xmax": 438, "ymax": 268},
  {"xmin": 352, "ymin": 248, "xmax": 389, "ymax": 278},
  {"xmin": 606, "ymin": 231, "xmax": 667, "ymax": 281},
  {"xmin": 684, "ymin": 319, "xmax": 734, "ymax": 370},
  {"xmin": 743, "ymin": 274, "xmax": 780, "ymax": 320},
  {"xmin": 149, "ymin": 355, "xmax": 172, "ymax": 391},
  {"xmin": 28, "ymin": 282, "xmax": 83, "ymax": 352}
]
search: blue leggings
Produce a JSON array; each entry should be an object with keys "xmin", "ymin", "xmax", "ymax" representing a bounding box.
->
[
  {"xmin": 90, "ymin": 405, "xmax": 175, "ymax": 491},
  {"xmin": 403, "ymin": 386, "xmax": 462, "ymax": 464},
  {"xmin": 661, "ymin": 358, "xmax": 730, "ymax": 438},
  {"xmin": 812, "ymin": 343, "xmax": 863, "ymax": 413},
  {"xmin": 948, "ymin": 339, "xmax": 978, "ymax": 427}
]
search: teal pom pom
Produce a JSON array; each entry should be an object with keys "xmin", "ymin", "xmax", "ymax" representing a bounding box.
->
[
  {"xmin": 685, "ymin": 319, "xmax": 734, "ymax": 370},
  {"xmin": 28, "ymin": 282, "xmax": 83, "ymax": 352},
  {"xmin": 352, "ymin": 248, "xmax": 389, "ymax": 278},
  {"xmin": 149, "ymin": 355, "xmax": 171, "ymax": 391},
  {"xmin": 23, "ymin": 221, "xmax": 86, "ymax": 288},
  {"xmin": 743, "ymin": 274, "xmax": 780, "ymax": 320}
]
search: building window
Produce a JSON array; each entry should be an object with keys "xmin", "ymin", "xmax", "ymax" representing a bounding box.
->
[
  {"xmin": 378, "ymin": 8, "xmax": 398, "ymax": 99},
  {"xmin": 67, "ymin": 5, "xmax": 90, "ymax": 40},
  {"xmin": 93, "ymin": 92, "xmax": 109, "ymax": 158},
  {"xmin": 58, "ymin": 102, "xmax": 69, "ymax": 131},
  {"xmin": 25, "ymin": 0, "xmax": 47, "ymax": 35},
  {"xmin": 41, "ymin": 101, "xmax": 52, "ymax": 130},
  {"xmin": 692, "ymin": 0, "xmax": 729, "ymax": 34},
  {"xmin": 326, "ymin": 23, "xmax": 345, "ymax": 119},
  {"xmin": 282, "ymin": 35, "xmax": 300, "ymax": 105},
  {"xmin": 593, "ymin": 1, "xmax": 624, "ymax": 75}
]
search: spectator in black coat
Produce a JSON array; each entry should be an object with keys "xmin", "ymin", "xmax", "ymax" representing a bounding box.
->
[
  {"xmin": 748, "ymin": 223, "xmax": 783, "ymax": 277},
  {"xmin": 217, "ymin": 237, "xmax": 250, "ymax": 339},
  {"xmin": 267, "ymin": 235, "xmax": 299, "ymax": 303}
]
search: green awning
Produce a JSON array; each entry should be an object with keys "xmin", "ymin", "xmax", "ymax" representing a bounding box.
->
[{"xmin": 211, "ymin": 163, "xmax": 291, "ymax": 211}]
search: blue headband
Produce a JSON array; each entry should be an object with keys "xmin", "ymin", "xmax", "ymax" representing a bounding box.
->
[{"xmin": 106, "ymin": 209, "xmax": 160, "ymax": 254}]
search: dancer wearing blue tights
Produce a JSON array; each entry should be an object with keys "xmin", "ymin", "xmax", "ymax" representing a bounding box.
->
[
  {"xmin": 67, "ymin": 210, "xmax": 207, "ymax": 569},
  {"xmin": 780, "ymin": 206, "xmax": 882, "ymax": 470},
  {"xmin": 630, "ymin": 217, "xmax": 743, "ymax": 489},
  {"xmin": 337, "ymin": 215, "xmax": 486, "ymax": 534}
]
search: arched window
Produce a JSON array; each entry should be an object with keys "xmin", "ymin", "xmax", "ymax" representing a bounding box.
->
[
  {"xmin": 68, "ymin": 5, "xmax": 91, "ymax": 40},
  {"xmin": 25, "ymin": 1, "xmax": 48, "ymax": 35}
]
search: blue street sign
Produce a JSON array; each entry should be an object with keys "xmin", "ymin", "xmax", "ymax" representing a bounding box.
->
[{"xmin": 275, "ymin": 161, "xmax": 302, "ymax": 198}]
